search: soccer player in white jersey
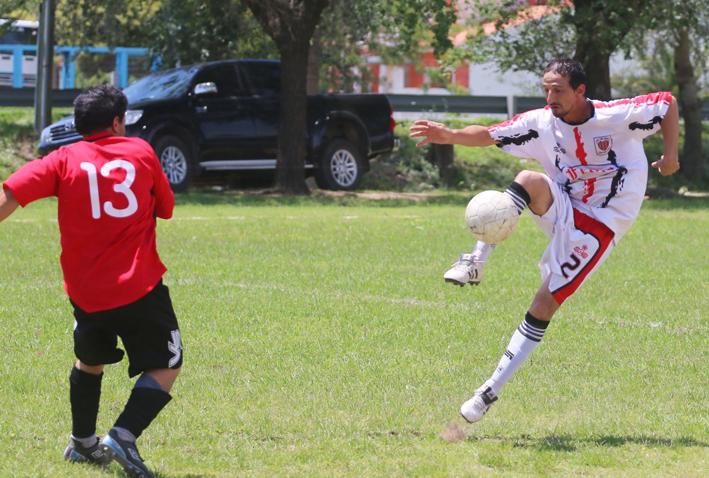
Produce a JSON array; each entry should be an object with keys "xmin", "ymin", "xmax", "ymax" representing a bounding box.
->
[{"xmin": 409, "ymin": 58, "xmax": 679, "ymax": 423}]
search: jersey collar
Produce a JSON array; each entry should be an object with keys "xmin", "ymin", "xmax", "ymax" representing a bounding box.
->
[
  {"xmin": 83, "ymin": 132, "xmax": 113, "ymax": 142},
  {"xmin": 561, "ymin": 99, "xmax": 596, "ymax": 126}
]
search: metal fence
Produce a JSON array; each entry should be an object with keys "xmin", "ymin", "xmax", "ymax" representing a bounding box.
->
[
  {"xmin": 386, "ymin": 94, "xmax": 708, "ymax": 119},
  {"xmin": 0, "ymin": 89, "xmax": 707, "ymax": 119},
  {"xmin": 0, "ymin": 87, "xmax": 82, "ymax": 107}
]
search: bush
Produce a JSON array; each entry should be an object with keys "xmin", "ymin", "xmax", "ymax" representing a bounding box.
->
[{"xmin": 362, "ymin": 118, "xmax": 541, "ymax": 192}]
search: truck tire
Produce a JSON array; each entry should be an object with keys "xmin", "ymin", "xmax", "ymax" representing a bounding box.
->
[
  {"xmin": 314, "ymin": 139, "xmax": 364, "ymax": 191},
  {"xmin": 152, "ymin": 135, "xmax": 195, "ymax": 193}
]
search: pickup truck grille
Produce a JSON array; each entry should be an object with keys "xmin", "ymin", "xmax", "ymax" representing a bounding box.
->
[{"xmin": 50, "ymin": 122, "xmax": 79, "ymax": 141}]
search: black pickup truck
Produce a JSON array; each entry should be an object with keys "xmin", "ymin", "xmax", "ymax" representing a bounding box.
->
[{"xmin": 38, "ymin": 59, "xmax": 398, "ymax": 192}]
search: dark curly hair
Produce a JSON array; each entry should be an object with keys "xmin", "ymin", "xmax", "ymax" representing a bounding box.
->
[
  {"xmin": 73, "ymin": 85, "xmax": 128, "ymax": 136},
  {"xmin": 544, "ymin": 58, "xmax": 587, "ymax": 92}
]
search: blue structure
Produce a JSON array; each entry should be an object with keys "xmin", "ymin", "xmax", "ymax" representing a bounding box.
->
[{"xmin": 0, "ymin": 44, "xmax": 152, "ymax": 89}]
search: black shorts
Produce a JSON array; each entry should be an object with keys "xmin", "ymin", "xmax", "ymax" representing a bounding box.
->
[{"xmin": 71, "ymin": 279, "xmax": 183, "ymax": 378}]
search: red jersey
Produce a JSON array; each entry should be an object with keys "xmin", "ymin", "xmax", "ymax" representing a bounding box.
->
[{"xmin": 3, "ymin": 132, "xmax": 174, "ymax": 312}]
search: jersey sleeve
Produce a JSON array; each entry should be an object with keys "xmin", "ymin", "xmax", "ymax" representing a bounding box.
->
[
  {"xmin": 149, "ymin": 148, "xmax": 174, "ymax": 220},
  {"xmin": 618, "ymin": 92, "xmax": 672, "ymax": 140},
  {"xmin": 2, "ymin": 151, "xmax": 62, "ymax": 207},
  {"xmin": 487, "ymin": 109, "xmax": 545, "ymax": 159}
]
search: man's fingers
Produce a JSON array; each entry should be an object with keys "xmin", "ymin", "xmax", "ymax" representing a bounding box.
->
[{"xmin": 415, "ymin": 138, "xmax": 431, "ymax": 147}]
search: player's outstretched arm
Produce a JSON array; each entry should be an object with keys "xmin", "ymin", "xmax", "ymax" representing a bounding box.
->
[
  {"xmin": 652, "ymin": 95, "xmax": 680, "ymax": 176},
  {"xmin": 409, "ymin": 121, "xmax": 499, "ymax": 148},
  {"xmin": 0, "ymin": 187, "xmax": 19, "ymax": 223}
]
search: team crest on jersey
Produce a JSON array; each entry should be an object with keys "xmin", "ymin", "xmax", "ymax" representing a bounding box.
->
[{"xmin": 594, "ymin": 136, "xmax": 613, "ymax": 155}]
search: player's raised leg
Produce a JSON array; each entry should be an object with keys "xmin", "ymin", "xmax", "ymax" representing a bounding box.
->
[
  {"xmin": 100, "ymin": 368, "xmax": 180, "ymax": 478},
  {"xmin": 444, "ymin": 178, "xmax": 533, "ymax": 286},
  {"xmin": 64, "ymin": 361, "xmax": 112, "ymax": 467}
]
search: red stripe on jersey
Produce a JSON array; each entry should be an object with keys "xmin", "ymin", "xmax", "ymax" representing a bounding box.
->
[
  {"xmin": 573, "ymin": 127, "xmax": 588, "ymax": 165},
  {"xmin": 487, "ymin": 109, "xmax": 536, "ymax": 133},
  {"xmin": 581, "ymin": 177, "xmax": 596, "ymax": 203},
  {"xmin": 552, "ymin": 208, "xmax": 614, "ymax": 305},
  {"xmin": 593, "ymin": 91, "xmax": 672, "ymax": 109}
]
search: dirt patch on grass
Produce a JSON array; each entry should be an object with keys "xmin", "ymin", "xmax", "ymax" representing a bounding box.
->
[{"xmin": 440, "ymin": 421, "xmax": 467, "ymax": 443}]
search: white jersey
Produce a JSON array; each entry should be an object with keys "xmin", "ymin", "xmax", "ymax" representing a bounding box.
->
[{"xmin": 487, "ymin": 92, "xmax": 671, "ymax": 240}]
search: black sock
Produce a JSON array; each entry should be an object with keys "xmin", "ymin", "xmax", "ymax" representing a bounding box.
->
[
  {"xmin": 69, "ymin": 366, "xmax": 103, "ymax": 439},
  {"xmin": 114, "ymin": 388, "xmax": 172, "ymax": 440},
  {"xmin": 505, "ymin": 181, "xmax": 531, "ymax": 215}
]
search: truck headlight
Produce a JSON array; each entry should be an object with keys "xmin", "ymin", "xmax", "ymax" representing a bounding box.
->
[
  {"xmin": 40, "ymin": 125, "xmax": 52, "ymax": 143},
  {"xmin": 124, "ymin": 110, "xmax": 143, "ymax": 126}
]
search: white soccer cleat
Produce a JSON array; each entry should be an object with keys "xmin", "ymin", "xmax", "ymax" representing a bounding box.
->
[
  {"xmin": 460, "ymin": 386, "xmax": 498, "ymax": 423},
  {"xmin": 444, "ymin": 253, "xmax": 485, "ymax": 287}
]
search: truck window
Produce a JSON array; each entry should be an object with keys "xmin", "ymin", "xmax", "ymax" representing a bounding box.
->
[
  {"xmin": 240, "ymin": 62, "xmax": 280, "ymax": 96},
  {"xmin": 193, "ymin": 64, "xmax": 243, "ymax": 97}
]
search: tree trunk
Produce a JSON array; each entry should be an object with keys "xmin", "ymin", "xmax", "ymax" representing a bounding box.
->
[
  {"xmin": 571, "ymin": 0, "xmax": 649, "ymax": 101},
  {"xmin": 307, "ymin": 27, "xmax": 321, "ymax": 95},
  {"xmin": 674, "ymin": 27, "xmax": 704, "ymax": 179},
  {"xmin": 575, "ymin": 48, "xmax": 611, "ymax": 101},
  {"xmin": 277, "ymin": 40, "xmax": 311, "ymax": 194},
  {"xmin": 427, "ymin": 144, "xmax": 455, "ymax": 187},
  {"xmin": 243, "ymin": 0, "xmax": 331, "ymax": 195}
]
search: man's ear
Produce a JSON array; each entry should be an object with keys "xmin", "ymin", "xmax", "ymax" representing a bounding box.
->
[
  {"xmin": 576, "ymin": 84, "xmax": 586, "ymax": 97},
  {"xmin": 111, "ymin": 116, "xmax": 122, "ymax": 132}
]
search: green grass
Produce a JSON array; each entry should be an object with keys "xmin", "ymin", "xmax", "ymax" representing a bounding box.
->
[{"xmin": 0, "ymin": 194, "xmax": 708, "ymax": 477}]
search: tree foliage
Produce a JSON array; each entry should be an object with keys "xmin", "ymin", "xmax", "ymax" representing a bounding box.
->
[
  {"xmin": 318, "ymin": 0, "xmax": 457, "ymax": 92},
  {"xmin": 146, "ymin": 0, "xmax": 278, "ymax": 68},
  {"xmin": 460, "ymin": 0, "xmax": 655, "ymax": 100}
]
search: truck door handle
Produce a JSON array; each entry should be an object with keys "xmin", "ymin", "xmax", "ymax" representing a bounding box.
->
[{"xmin": 196, "ymin": 106, "xmax": 208, "ymax": 114}]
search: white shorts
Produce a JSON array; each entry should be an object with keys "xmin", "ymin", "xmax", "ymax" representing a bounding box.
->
[{"xmin": 530, "ymin": 176, "xmax": 616, "ymax": 305}]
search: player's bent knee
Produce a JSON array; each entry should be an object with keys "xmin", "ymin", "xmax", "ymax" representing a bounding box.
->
[
  {"xmin": 514, "ymin": 170, "xmax": 546, "ymax": 187},
  {"xmin": 514, "ymin": 171, "xmax": 553, "ymax": 216}
]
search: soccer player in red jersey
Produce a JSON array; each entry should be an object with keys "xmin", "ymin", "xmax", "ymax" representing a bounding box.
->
[{"xmin": 0, "ymin": 85, "xmax": 181, "ymax": 478}]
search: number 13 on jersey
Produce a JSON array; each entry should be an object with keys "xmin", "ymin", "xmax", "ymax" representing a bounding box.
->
[{"xmin": 81, "ymin": 160, "xmax": 138, "ymax": 219}]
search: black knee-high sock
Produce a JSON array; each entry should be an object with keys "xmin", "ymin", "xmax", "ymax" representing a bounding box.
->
[
  {"xmin": 505, "ymin": 181, "xmax": 532, "ymax": 215},
  {"xmin": 69, "ymin": 366, "xmax": 103, "ymax": 438},
  {"xmin": 114, "ymin": 388, "xmax": 172, "ymax": 440}
]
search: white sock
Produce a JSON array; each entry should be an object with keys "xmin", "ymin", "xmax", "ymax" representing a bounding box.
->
[
  {"xmin": 71, "ymin": 433, "xmax": 98, "ymax": 448},
  {"xmin": 483, "ymin": 312, "xmax": 549, "ymax": 395},
  {"xmin": 471, "ymin": 241, "xmax": 495, "ymax": 262}
]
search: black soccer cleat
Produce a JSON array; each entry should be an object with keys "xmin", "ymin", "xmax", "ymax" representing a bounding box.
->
[
  {"xmin": 100, "ymin": 429, "xmax": 154, "ymax": 478},
  {"xmin": 63, "ymin": 437, "xmax": 112, "ymax": 467}
]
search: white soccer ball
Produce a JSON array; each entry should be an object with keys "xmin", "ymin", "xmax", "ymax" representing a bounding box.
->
[{"xmin": 464, "ymin": 190, "xmax": 519, "ymax": 244}]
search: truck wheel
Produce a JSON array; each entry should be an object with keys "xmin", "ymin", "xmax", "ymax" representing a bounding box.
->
[
  {"xmin": 152, "ymin": 135, "xmax": 194, "ymax": 193},
  {"xmin": 314, "ymin": 139, "xmax": 364, "ymax": 191}
]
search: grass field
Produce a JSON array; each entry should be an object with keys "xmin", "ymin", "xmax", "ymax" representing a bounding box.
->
[{"xmin": 0, "ymin": 193, "xmax": 708, "ymax": 477}]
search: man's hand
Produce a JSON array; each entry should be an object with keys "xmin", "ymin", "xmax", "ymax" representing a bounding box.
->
[
  {"xmin": 409, "ymin": 120, "xmax": 453, "ymax": 147},
  {"xmin": 651, "ymin": 155, "xmax": 680, "ymax": 176}
]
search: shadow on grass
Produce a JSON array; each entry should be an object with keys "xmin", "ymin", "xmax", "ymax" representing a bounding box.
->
[
  {"xmin": 153, "ymin": 473, "xmax": 213, "ymax": 478},
  {"xmin": 471, "ymin": 434, "xmax": 709, "ymax": 451}
]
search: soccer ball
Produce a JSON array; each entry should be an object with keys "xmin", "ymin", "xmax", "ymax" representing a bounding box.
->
[{"xmin": 464, "ymin": 190, "xmax": 519, "ymax": 244}]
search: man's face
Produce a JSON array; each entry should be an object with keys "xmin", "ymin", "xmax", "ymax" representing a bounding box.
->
[{"xmin": 542, "ymin": 71, "xmax": 582, "ymax": 119}]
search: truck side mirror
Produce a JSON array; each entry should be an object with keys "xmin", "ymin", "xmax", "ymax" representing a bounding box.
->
[{"xmin": 194, "ymin": 82, "xmax": 218, "ymax": 96}]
